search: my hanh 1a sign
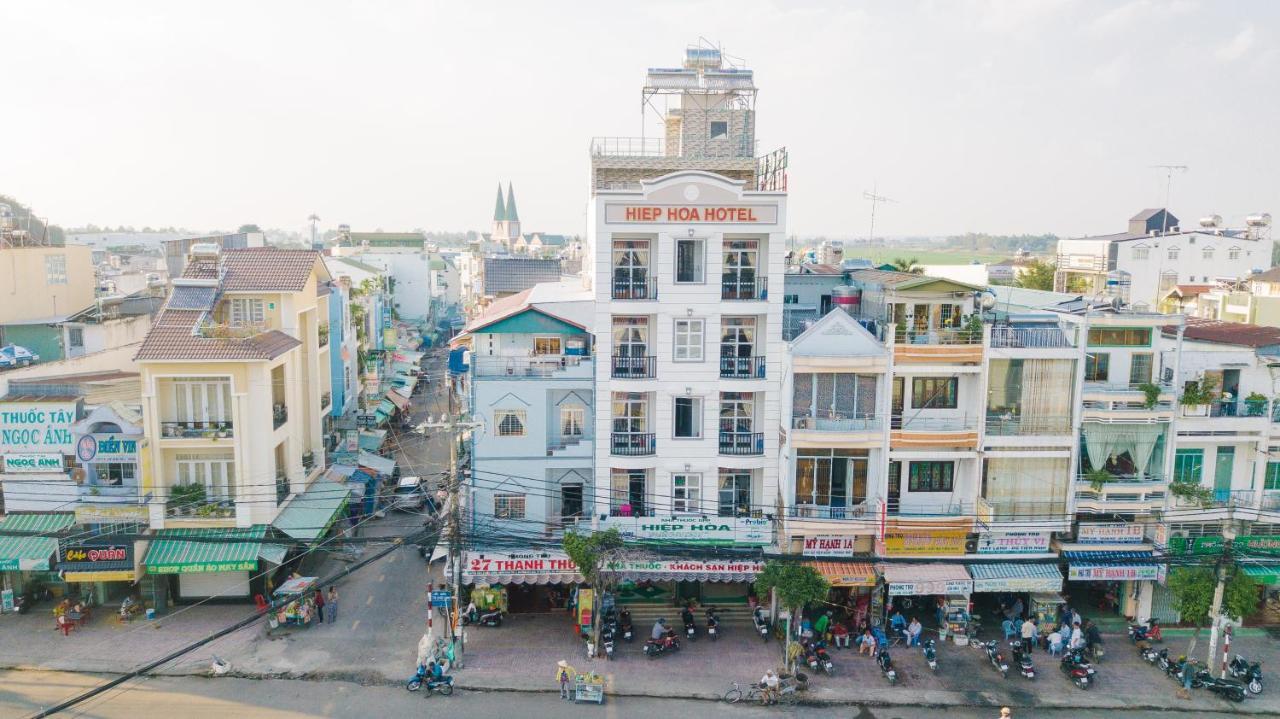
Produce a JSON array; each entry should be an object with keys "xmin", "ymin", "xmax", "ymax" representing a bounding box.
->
[{"xmin": 802, "ymin": 535, "xmax": 857, "ymax": 557}]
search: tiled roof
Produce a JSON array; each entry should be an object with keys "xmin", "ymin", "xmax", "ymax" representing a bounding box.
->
[
  {"xmin": 1167, "ymin": 284, "xmax": 1214, "ymax": 298},
  {"xmin": 1163, "ymin": 318, "xmax": 1280, "ymax": 348},
  {"xmin": 1252, "ymin": 267, "xmax": 1280, "ymax": 282},
  {"xmin": 134, "ymin": 308, "xmax": 302, "ymax": 361},
  {"xmin": 181, "ymin": 248, "xmax": 321, "ymax": 292}
]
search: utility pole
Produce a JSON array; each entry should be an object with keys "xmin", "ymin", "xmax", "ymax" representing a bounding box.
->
[
  {"xmin": 1205, "ymin": 520, "xmax": 1236, "ymax": 669},
  {"xmin": 863, "ymin": 185, "xmax": 898, "ymax": 243}
]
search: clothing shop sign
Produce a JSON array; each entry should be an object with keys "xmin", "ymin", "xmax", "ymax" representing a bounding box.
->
[
  {"xmin": 802, "ymin": 535, "xmax": 858, "ymax": 558},
  {"xmin": 1076, "ymin": 523, "xmax": 1145, "ymax": 544},
  {"xmin": 976, "ymin": 531, "xmax": 1050, "ymax": 555}
]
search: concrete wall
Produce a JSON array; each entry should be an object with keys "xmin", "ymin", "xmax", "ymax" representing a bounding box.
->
[{"xmin": 0, "ymin": 245, "xmax": 95, "ymax": 324}]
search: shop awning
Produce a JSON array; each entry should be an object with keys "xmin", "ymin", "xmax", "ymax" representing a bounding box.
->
[
  {"xmin": 377, "ymin": 398, "xmax": 397, "ymax": 415},
  {"xmin": 144, "ymin": 526, "xmax": 267, "ymax": 574},
  {"xmin": 968, "ymin": 562, "xmax": 1064, "ymax": 593},
  {"xmin": 358, "ymin": 430, "xmax": 387, "ymax": 452},
  {"xmin": 259, "ymin": 543, "xmax": 289, "ymax": 565},
  {"xmin": 0, "ymin": 513, "xmax": 74, "ymax": 571},
  {"xmin": 273, "ymin": 479, "xmax": 350, "ymax": 541},
  {"xmin": 879, "ymin": 562, "xmax": 973, "ymax": 596},
  {"xmin": 385, "ymin": 391, "xmax": 410, "ymax": 411},
  {"xmin": 805, "ymin": 561, "xmax": 877, "ymax": 587},
  {"xmin": 1241, "ymin": 564, "xmax": 1280, "ymax": 586},
  {"xmin": 1064, "ymin": 550, "xmax": 1161, "ymax": 581},
  {"xmin": 357, "ymin": 451, "xmax": 396, "ymax": 476}
]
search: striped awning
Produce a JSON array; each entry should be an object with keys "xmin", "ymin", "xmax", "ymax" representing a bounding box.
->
[
  {"xmin": 1241, "ymin": 564, "xmax": 1280, "ymax": 586},
  {"xmin": 273, "ymin": 479, "xmax": 350, "ymax": 541},
  {"xmin": 805, "ymin": 561, "xmax": 877, "ymax": 587},
  {"xmin": 0, "ymin": 513, "xmax": 74, "ymax": 571},
  {"xmin": 1064, "ymin": 549, "xmax": 1160, "ymax": 581},
  {"xmin": 967, "ymin": 563, "xmax": 1064, "ymax": 593},
  {"xmin": 385, "ymin": 391, "xmax": 410, "ymax": 411},
  {"xmin": 144, "ymin": 526, "xmax": 266, "ymax": 574}
]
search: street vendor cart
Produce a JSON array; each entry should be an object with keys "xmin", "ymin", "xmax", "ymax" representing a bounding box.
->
[
  {"xmin": 267, "ymin": 576, "xmax": 320, "ymax": 629},
  {"xmin": 574, "ymin": 672, "xmax": 605, "ymax": 704}
]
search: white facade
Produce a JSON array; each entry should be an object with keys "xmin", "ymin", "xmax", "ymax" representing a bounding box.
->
[
  {"xmin": 332, "ymin": 248, "xmax": 433, "ymax": 322},
  {"xmin": 586, "ymin": 171, "xmax": 786, "ymax": 521}
]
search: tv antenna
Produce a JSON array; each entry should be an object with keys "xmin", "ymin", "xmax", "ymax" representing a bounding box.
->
[
  {"xmin": 863, "ymin": 185, "xmax": 898, "ymax": 242},
  {"xmin": 1149, "ymin": 164, "xmax": 1188, "ymax": 234}
]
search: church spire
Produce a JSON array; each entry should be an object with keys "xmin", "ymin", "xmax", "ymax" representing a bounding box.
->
[
  {"xmin": 493, "ymin": 183, "xmax": 506, "ymax": 222},
  {"xmin": 505, "ymin": 182, "xmax": 519, "ymax": 222}
]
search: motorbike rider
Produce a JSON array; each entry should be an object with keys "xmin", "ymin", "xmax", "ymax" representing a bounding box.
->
[
  {"xmin": 651, "ymin": 618, "xmax": 669, "ymax": 641},
  {"xmin": 681, "ymin": 604, "xmax": 695, "ymax": 629},
  {"xmin": 1083, "ymin": 620, "xmax": 1103, "ymax": 658}
]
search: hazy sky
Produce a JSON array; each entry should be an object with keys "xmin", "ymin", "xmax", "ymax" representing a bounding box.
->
[{"xmin": 3, "ymin": 1, "xmax": 1277, "ymax": 239}]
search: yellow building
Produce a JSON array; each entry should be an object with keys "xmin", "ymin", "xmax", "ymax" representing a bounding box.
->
[
  {"xmin": 134, "ymin": 246, "xmax": 337, "ymax": 599},
  {"xmin": 0, "ymin": 243, "xmax": 94, "ymax": 325}
]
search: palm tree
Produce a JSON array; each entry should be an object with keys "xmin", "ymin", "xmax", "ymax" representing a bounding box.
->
[
  {"xmin": 890, "ymin": 256, "xmax": 923, "ymax": 274},
  {"xmin": 308, "ymin": 214, "xmax": 320, "ymax": 247}
]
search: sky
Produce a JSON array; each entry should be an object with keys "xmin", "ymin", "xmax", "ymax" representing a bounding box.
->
[{"xmin": 2, "ymin": 0, "xmax": 1278, "ymax": 240}]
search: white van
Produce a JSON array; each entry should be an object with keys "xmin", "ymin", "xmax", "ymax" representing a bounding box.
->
[{"xmin": 389, "ymin": 475, "xmax": 426, "ymax": 512}]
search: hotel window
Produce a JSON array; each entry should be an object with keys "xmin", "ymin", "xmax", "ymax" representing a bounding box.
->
[
  {"xmin": 1203, "ymin": 247, "xmax": 1214, "ymax": 260},
  {"xmin": 910, "ymin": 377, "xmax": 957, "ymax": 409},
  {"xmin": 709, "ymin": 121, "xmax": 728, "ymax": 139},
  {"xmin": 674, "ymin": 318, "xmax": 704, "ymax": 361},
  {"xmin": 908, "ymin": 461, "xmax": 954, "ymax": 492},
  {"xmin": 1174, "ymin": 449, "xmax": 1204, "ymax": 484},
  {"xmin": 672, "ymin": 474, "xmax": 701, "ymax": 514},
  {"xmin": 229, "ymin": 298, "xmax": 265, "ymax": 326},
  {"xmin": 673, "ymin": 396, "xmax": 702, "ymax": 438},
  {"xmin": 495, "ymin": 410, "xmax": 527, "ymax": 437},
  {"xmin": 44, "ymin": 254, "xmax": 67, "ymax": 285},
  {"xmin": 1133, "ymin": 246, "xmax": 1150, "ymax": 260},
  {"xmin": 1085, "ymin": 352, "xmax": 1110, "ymax": 382},
  {"xmin": 1229, "ymin": 247, "xmax": 1241, "ymax": 261},
  {"xmin": 1167, "ymin": 247, "xmax": 1180, "ymax": 260},
  {"xmin": 533, "ymin": 336, "xmax": 562, "ymax": 355},
  {"xmin": 494, "ymin": 494, "xmax": 526, "ymax": 519},
  {"xmin": 675, "ymin": 238, "xmax": 705, "ymax": 283},
  {"xmin": 560, "ymin": 407, "xmax": 585, "ymax": 438}
]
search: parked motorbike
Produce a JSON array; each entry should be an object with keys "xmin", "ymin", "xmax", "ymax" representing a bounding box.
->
[
  {"xmin": 984, "ymin": 640, "xmax": 1009, "ymax": 679},
  {"xmin": 463, "ymin": 607, "xmax": 503, "ymax": 627},
  {"xmin": 1061, "ymin": 649, "xmax": 1097, "ymax": 690},
  {"xmin": 1139, "ymin": 644, "xmax": 1162, "ymax": 664},
  {"xmin": 922, "ymin": 639, "xmax": 938, "ymax": 672},
  {"xmin": 1128, "ymin": 618, "xmax": 1163, "ymax": 644},
  {"xmin": 643, "ymin": 631, "xmax": 681, "ymax": 659},
  {"xmin": 752, "ymin": 606, "xmax": 770, "ymax": 642},
  {"xmin": 408, "ymin": 664, "xmax": 453, "ymax": 695},
  {"xmin": 706, "ymin": 607, "xmax": 720, "ymax": 641},
  {"xmin": 1160, "ymin": 652, "xmax": 1184, "ymax": 680},
  {"xmin": 620, "ymin": 610, "xmax": 634, "ymax": 643},
  {"xmin": 1228, "ymin": 654, "xmax": 1263, "ymax": 695},
  {"xmin": 803, "ymin": 642, "xmax": 820, "ymax": 673},
  {"xmin": 814, "ymin": 643, "xmax": 835, "ymax": 676},
  {"xmin": 1193, "ymin": 669, "xmax": 1247, "ymax": 703},
  {"xmin": 876, "ymin": 648, "xmax": 898, "ymax": 685},
  {"xmin": 1010, "ymin": 642, "xmax": 1035, "ymax": 680},
  {"xmin": 601, "ymin": 625, "xmax": 616, "ymax": 661},
  {"xmin": 682, "ymin": 608, "xmax": 698, "ymax": 641}
]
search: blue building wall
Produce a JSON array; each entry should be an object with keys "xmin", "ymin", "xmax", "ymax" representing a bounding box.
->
[{"xmin": 328, "ymin": 286, "xmax": 346, "ymax": 418}]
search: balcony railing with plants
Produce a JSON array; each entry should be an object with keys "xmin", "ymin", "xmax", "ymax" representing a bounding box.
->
[
  {"xmin": 610, "ymin": 432, "xmax": 655, "ymax": 456},
  {"xmin": 321, "ymin": 392, "xmax": 332, "ymax": 409},
  {"xmin": 719, "ymin": 355, "xmax": 766, "ymax": 379},
  {"xmin": 161, "ymin": 421, "xmax": 233, "ymax": 439},
  {"xmin": 166, "ymin": 483, "xmax": 235, "ymax": 518},
  {"xmin": 894, "ymin": 317, "xmax": 984, "ymax": 345},
  {"xmin": 318, "ymin": 324, "xmax": 330, "ymax": 347},
  {"xmin": 302, "ymin": 451, "xmax": 315, "ymax": 472},
  {"xmin": 275, "ymin": 471, "xmax": 290, "ymax": 505},
  {"xmin": 719, "ymin": 431, "xmax": 764, "ymax": 456},
  {"xmin": 197, "ymin": 321, "xmax": 268, "ymax": 339},
  {"xmin": 611, "ymin": 355, "xmax": 656, "ymax": 379},
  {"xmin": 273, "ymin": 404, "xmax": 288, "ymax": 429}
]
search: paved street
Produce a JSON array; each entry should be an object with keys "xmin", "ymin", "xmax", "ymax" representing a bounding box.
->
[{"xmin": 0, "ymin": 669, "xmax": 1262, "ymax": 719}]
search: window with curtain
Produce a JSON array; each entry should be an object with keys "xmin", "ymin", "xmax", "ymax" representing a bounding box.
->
[
  {"xmin": 1266, "ymin": 462, "xmax": 1280, "ymax": 490},
  {"xmin": 1174, "ymin": 449, "xmax": 1204, "ymax": 484},
  {"xmin": 908, "ymin": 462, "xmax": 954, "ymax": 492},
  {"xmin": 559, "ymin": 407, "xmax": 584, "ymax": 437},
  {"xmin": 983, "ymin": 457, "xmax": 1069, "ymax": 518},
  {"xmin": 911, "ymin": 377, "xmax": 957, "ymax": 409},
  {"xmin": 1087, "ymin": 328, "xmax": 1151, "ymax": 346}
]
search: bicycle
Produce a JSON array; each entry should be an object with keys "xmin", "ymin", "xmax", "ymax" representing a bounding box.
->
[{"xmin": 723, "ymin": 681, "xmax": 764, "ymax": 704}]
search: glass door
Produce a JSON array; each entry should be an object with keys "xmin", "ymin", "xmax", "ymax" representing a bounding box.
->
[
  {"xmin": 1214, "ymin": 446, "xmax": 1234, "ymax": 503},
  {"xmin": 612, "ymin": 317, "xmax": 649, "ymax": 376},
  {"xmin": 719, "ymin": 317, "xmax": 756, "ymax": 377},
  {"xmin": 721, "ymin": 240, "xmax": 758, "ymax": 299},
  {"xmin": 612, "ymin": 240, "xmax": 650, "ymax": 298}
]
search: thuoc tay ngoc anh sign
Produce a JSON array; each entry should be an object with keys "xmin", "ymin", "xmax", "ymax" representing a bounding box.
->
[{"xmin": 0, "ymin": 401, "xmax": 80, "ymax": 453}]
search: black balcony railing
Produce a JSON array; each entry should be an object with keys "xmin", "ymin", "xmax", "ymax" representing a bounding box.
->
[
  {"xmin": 321, "ymin": 392, "xmax": 332, "ymax": 409},
  {"xmin": 275, "ymin": 472, "xmax": 289, "ymax": 505},
  {"xmin": 721, "ymin": 276, "xmax": 767, "ymax": 300},
  {"xmin": 273, "ymin": 404, "xmax": 288, "ymax": 430},
  {"xmin": 719, "ymin": 355, "xmax": 765, "ymax": 379},
  {"xmin": 611, "ymin": 355, "xmax": 656, "ymax": 379},
  {"xmin": 161, "ymin": 421, "xmax": 233, "ymax": 439},
  {"xmin": 612, "ymin": 279, "xmax": 655, "ymax": 300},
  {"xmin": 610, "ymin": 432, "xmax": 655, "ymax": 456},
  {"xmin": 302, "ymin": 451, "xmax": 315, "ymax": 471},
  {"xmin": 719, "ymin": 431, "xmax": 764, "ymax": 455}
]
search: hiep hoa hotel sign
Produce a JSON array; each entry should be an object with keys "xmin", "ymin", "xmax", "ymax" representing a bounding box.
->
[{"xmin": 604, "ymin": 203, "xmax": 778, "ymax": 225}]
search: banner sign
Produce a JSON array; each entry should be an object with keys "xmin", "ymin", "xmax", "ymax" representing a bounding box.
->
[
  {"xmin": 803, "ymin": 535, "xmax": 858, "ymax": 558},
  {"xmin": 1068, "ymin": 563, "xmax": 1163, "ymax": 582},
  {"xmin": 1077, "ymin": 523, "xmax": 1145, "ymax": 544},
  {"xmin": 1234, "ymin": 535, "xmax": 1280, "ymax": 557},
  {"xmin": 604, "ymin": 203, "xmax": 778, "ymax": 225},
  {"xmin": 1167, "ymin": 536, "xmax": 1225, "ymax": 556},
  {"xmin": 600, "ymin": 516, "xmax": 770, "ymax": 546},
  {"xmin": 0, "ymin": 401, "xmax": 80, "ymax": 453},
  {"xmin": 887, "ymin": 579, "xmax": 973, "ymax": 596},
  {"xmin": 977, "ymin": 531, "xmax": 1051, "ymax": 555},
  {"xmin": 882, "ymin": 530, "xmax": 969, "ymax": 556},
  {"xmin": 2, "ymin": 454, "xmax": 64, "ymax": 473},
  {"xmin": 59, "ymin": 542, "xmax": 132, "ymax": 567},
  {"xmin": 74, "ymin": 433, "xmax": 142, "ymax": 463},
  {"xmin": 74, "ymin": 505, "xmax": 150, "ymax": 525}
]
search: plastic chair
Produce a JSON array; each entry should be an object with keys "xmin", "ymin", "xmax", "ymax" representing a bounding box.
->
[
  {"xmin": 254, "ymin": 594, "xmax": 270, "ymax": 614},
  {"xmin": 1001, "ymin": 619, "xmax": 1017, "ymax": 641},
  {"xmin": 1049, "ymin": 639, "xmax": 1064, "ymax": 657},
  {"xmin": 57, "ymin": 616, "xmax": 74, "ymax": 636}
]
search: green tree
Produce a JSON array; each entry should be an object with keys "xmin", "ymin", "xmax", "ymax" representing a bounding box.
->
[
  {"xmin": 563, "ymin": 528, "xmax": 624, "ymax": 654},
  {"xmin": 889, "ymin": 257, "xmax": 923, "ymax": 274},
  {"xmin": 1271, "ymin": 241, "xmax": 1280, "ymax": 268},
  {"xmin": 238, "ymin": 223, "xmax": 262, "ymax": 233},
  {"xmin": 1167, "ymin": 565, "xmax": 1259, "ymax": 661},
  {"xmin": 1014, "ymin": 260, "xmax": 1057, "ymax": 291},
  {"xmin": 753, "ymin": 561, "xmax": 829, "ymax": 663}
]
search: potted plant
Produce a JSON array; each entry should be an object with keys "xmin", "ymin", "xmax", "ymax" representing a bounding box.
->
[
  {"xmin": 1170, "ymin": 480, "xmax": 1214, "ymax": 507},
  {"xmin": 1245, "ymin": 391, "xmax": 1269, "ymax": 417},
  {"xmin": 1085, "ymin": 467, "xmax": 1113, "ymax": 493},
  {"xmin": 169, "ymin": 483, "xmax": 207, "ymax": 517},
  {"xmin": 1179, "ymin": 376, "xmax": 1217, "ymax": 416},
  {"xmin": 1137, "ymin": 382, "xmax": 1162, "ymax": 410}
]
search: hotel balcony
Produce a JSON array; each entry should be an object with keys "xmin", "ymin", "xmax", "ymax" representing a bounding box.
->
[
  {"xmin": 610, "ymin": 432, "xmax": 656, "ymax": 457},
  {"xmin": 611, "ymin": 355, "xmax": 656, "ymax": 379},
  {"xmin": 719, "ymin": 431, "xmax": 764, "ymax": 456},
  {"xmin": 720, "ymin": 355, "xmax": 766, "ymax": 380},
  {"xmin": 721, "ymin": 276, "xmax": 767, "ymax": 301},
  {"xmin": 160, "ymin": 421, "xmax": 234, "ymax": 441},
  {"xmin": 892, "ymin": 327, "xmax": 984, "ymax": 365},
  {"xmin": 473, "ymin": 355, "xmax": 593, "ymax": 380},
  {"xmin": 611, "ymin": 278, "xmax": 657, "ymax": 301}
]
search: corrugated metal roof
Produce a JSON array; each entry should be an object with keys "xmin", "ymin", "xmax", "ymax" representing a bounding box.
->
[
  {"xmin": 273, "ymin": 480, "xmax": 350, "ymax": 541},
  {"xmin": 1163, "ymin": 318, "xmax": 1280, "ymax": 348},
  {"xmin": 0, "ymin": 513, "xmax": 75, "ymax": 570}
]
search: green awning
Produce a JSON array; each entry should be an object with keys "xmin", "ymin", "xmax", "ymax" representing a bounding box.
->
[
  {"xmin": 358, "ymin": 429, "xmax": 386, "ymax": 452},
  {"xmin": 259, "ymin": 543, "xmax": 289, "ymax": 565},
  {"xmin": 1242, "ymin": 564, "xmax": 1280, "ymax": 586},
  {"xmin": 374, "ymin": 409, "xmax": 390, "ymax": 426},
  {"xmin": 273, "ymin": 480, "xmax": 350, "ymax": 542},
  {"xmin": 144, "ymin": 526, "xmax": 267, "ymax": 574},
  {"xmin": 0, "ymin": 513, "xmax": 74, "ymax": 571}
]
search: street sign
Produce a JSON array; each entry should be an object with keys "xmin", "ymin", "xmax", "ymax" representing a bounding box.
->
[{"xmin": 430, "ymin": 590, "xmax": 452, "ymax": 607}]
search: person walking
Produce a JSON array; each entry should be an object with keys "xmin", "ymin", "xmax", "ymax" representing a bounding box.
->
[
  {"xmin": 999, "ymin": 708, "xmax": 1012, "ymax": 719},
  {"xmin": 1069, "ymin": 621, "xmax": 1084, "ymax": 651},
  {"xmin": 325, "ymin": 587, "xmax": 338, "ymax": 624},
  {"xmin": 814, "ymin": 610, "xmax": 831, "ymax": 642},
  {"xmin": 556, "ymin": 659, "xmax": 575, "ymax": 700},
  {"xmin": 313, "ymin": 588, "xmax": 325, "ymax": 626},
  {"xmin": 1020, "ymin": 616, "xmax": 1036, "ymax": 654}
]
